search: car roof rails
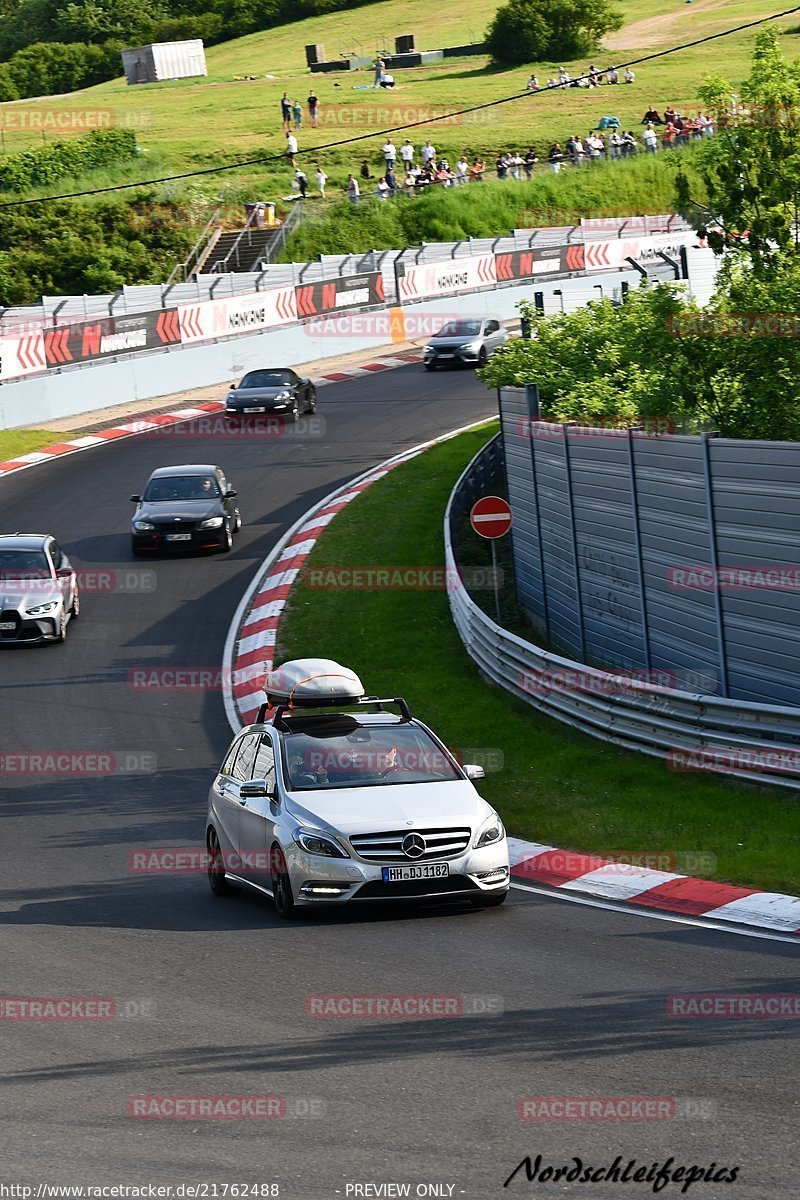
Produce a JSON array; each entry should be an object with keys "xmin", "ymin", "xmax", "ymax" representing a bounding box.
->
[{"xmin": 255, "ymin": 696, "xmax": 412, "ymax": 728}]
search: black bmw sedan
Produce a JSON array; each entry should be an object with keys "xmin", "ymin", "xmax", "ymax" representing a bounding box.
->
[
  {"xmin": 224, "ymin": 368, "xmax": 316, "ymax": 421},
  {"xmin": 130, "ymin": 465, "xmax": 241, "ymax": 555}
]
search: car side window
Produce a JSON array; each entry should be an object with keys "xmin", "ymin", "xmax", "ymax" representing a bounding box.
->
[
  {"xmin": 220, "ymin": 739, "xmax": 244, "ymax": 776},
  {"xmin": 485, "ymin": 321, "xmax": 499, "ymax": 334},
  {"xmin": 253, "ymin": 735, "xmax": 276, "ymax": 789},
  {"xmin": 231, "ymin": 734, "xmax": 259, "ymax": 782}
]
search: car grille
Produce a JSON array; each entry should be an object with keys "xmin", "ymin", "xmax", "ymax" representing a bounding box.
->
[
  {"xmin": 0, "ymin": 609, "xmax": 21, "ymax": 640},
  {"xmin": 349, "ymin": 827, "xmax": 472, "ymax": 863},
  {"xmin": 354, "ymin": 876, "xmax": 478, "ymax": 899},
  {"xmin": 154, "ymin": 521, "xmax": 197, "ymax": 532}
]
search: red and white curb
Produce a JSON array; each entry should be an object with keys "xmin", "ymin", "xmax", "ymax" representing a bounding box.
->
[
  {"xmin": 222, "ymin": 428, "xmax": 800, "ymax": 940},
  {"xmin": 0, "ymin": 349, "xmax": 424, "ymax": 480},
  {"xmin": 508, "ymin": 839, "xmax": 800, "ymax": 936}
]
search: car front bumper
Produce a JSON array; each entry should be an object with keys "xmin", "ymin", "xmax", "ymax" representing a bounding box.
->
[
  {"xmin": 0, "ymin": 609, "xmax": 61, "ymax": 643},
  {"xmin": 424, "ymin": 347, "xmax": 483, "ymax": 366},
  {"xmin": 285, "ymin": 840, "xmax": 510, "ymax": 906},
  {"xmin": 131, "ymin": 527, "xmax": 227, "ymax": 552}
]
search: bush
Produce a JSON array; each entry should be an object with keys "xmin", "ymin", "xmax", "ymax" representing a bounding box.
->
[
  {"xmin": 0, "ymin": 128, "xmax": 139, "ymax": 192},
  {"xmin": 486, "ymin": 0, "xmax": 623, "ymax": 66}
]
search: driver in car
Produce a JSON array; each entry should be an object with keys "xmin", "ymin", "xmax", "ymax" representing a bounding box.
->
[{"xmin": 288, "ymin": 754, "xmax": 329, "ymax": 787}]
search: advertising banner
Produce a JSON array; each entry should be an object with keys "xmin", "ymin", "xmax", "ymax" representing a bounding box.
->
[
  {"xmin": 178, "ymin": 287, "xmax": 297, "ymax": 345},
  {"xmin": 296, "ymin": 272, "xmax": 384, "ymax": 317},
  {"xmin": 397, "ymin": 254, "xmax": 496, "ymax": 302}
]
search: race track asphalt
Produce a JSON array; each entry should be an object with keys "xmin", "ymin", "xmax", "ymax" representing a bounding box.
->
[{"xmin": 0, "ymin": 366, "xmax": 797, "ymax": 1199}]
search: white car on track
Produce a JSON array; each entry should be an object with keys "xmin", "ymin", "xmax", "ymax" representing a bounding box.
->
[{"xmin": 206, "ymin": 658, "xmax": 509, "ymax": 918}]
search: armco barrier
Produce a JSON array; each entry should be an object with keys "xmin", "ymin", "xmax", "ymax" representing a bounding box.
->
[{"xmin": 445, "ymin": 436, "xmax": 800, "ymax": 790}]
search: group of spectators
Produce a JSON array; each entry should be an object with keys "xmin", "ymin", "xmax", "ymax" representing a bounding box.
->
[
  {"xmin": 527, "ymin": 64, "xmax": 635, "ymax": 90},
  {"xmin": 279, "ymin": 71, "xmax": 718, "ymax": 203}
]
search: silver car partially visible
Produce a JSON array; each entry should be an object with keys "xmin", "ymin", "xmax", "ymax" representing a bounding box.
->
[
  {"xmin": 423, "ymin": 317, "xmax": 508, "ymax": 370},
  {"xmin": 0, "ymin": 534, "xmax": 79, "ymax": 644}
]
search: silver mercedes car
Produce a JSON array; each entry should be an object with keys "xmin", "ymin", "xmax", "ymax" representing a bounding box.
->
[
  {"xmin": 0, "ymin": 534, "xmax": 80, "ymax": 644},
  {"xmin": 206, "ymin": 659, "xmax": 509, "ymax": 918}
]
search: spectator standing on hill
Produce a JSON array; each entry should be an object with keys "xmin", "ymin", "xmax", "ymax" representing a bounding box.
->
[
  {"xmin": 469, "ymin": 156, "xmax": 485, "ymax": 182},
  {"xmin": 421, "ymin": 140, "xmax": 436, "ymax": 165},
  {"xmin": 609, "ymin": 128, "xmax": 623, "ymax": 159},
  {"xmin": 663, "ymin": 105, "xmax": 677, "ymax": 125},
  {"xmin": 307, "ymin": 91, "xmax": 320, "ymax": 127},
  {"xmin": 281, "ymin": 92, "xmax": 291, "ymax": 130},
  {"xmin": 347, "ymin": 174, "xmax": 360, "ymax": 204},
  {"xmin": 662, "ymin": 121, "xmax": 678, "ymax": 150},
  {"xmin": 315, "ymin": 162, "xmax": 327, "ymax": 197},
  {"xmin": 496, "ymin": 152, "xmax": 509, "ymax": 179},
  {"xmin": 642, "ymin": 123, "xmax": 658, "ymax": 153},
  {"xmin": 375, "ymin": 177, "xmax": 390, "ymax": 200},
  {"xmin": 385, "ymin": 163, "xmax": 397, "ymax": 192},
  {"xmin": 382, "ymin": 138, "xmax": 397, "ymax": 169},
  {"xmin": 285, "ymin": 131, "xmax": 298, "ymax": 166},
  {"xmin": 455, "ymin": 155, "xmax": 469, "ymax": 185},
  {"xmin": 548, "ymin": 142, "xmax": 564, "ymax": 172},
  {"xmin": 622, "ymin": 130, "xmax": 637, "ymax": 155},
  {"xmin": 400, "ymin": 138, "xmax": 415, "ymax": 166},
  {"xmin": 295, "ymin": 167, "xmax": 308, "ymax": 197},
  {"xmin": 523, "ymin": 146, "xmax": 538, "ymax": 178},
  {"xmin": 373, "ymin": 57, "xmax": 385, "ymax": 88},
  {"xmin": 292, "ymin": 99, "xmax": 303, "ymax": 129}
]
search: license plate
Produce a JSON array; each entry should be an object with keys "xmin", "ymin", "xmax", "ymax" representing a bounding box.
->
[
  {"xmin": 0, "ymin": 621, "xmax": 15, "ymax": 630},
  {"xmin": 437, "ymin": 353, "xmax": 454, "ymax": 359},
  {"xmin": 381, "ymin": 862, "xmax": 450, "ymax": 882},
  {"xmin": 243, "ymin": 406, "xmax": 264, "ymax": 413},
  {"xmin": 165, "ymin": 533, "xmax": 192, "ymax": 542}
]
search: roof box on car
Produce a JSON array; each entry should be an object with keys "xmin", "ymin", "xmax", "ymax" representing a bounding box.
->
[{"xmin": 265, "ymin": 658, "xmax": 365, "ymax": 708}]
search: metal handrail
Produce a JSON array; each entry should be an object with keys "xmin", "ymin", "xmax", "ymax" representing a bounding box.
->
[
  {"xmin": 166, "ymin": 208, "xmax": 221, "ymax": 286},
  {"xmin": 444, "ymin": 437, "xmax": 800, "ymax": 791}
]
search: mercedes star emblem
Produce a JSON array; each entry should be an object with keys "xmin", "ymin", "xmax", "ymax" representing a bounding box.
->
[{"xmin": 402, "ymin": 832, "xmax": 426, "ymax": 859}]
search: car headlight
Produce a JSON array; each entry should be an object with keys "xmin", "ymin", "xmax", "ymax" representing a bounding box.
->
[
  {"xmin": 473, "ymin": 813, "xmax": 505, "ymax": 849},
  {"xmin": 133, "ymin": 520, "xmax": 155, "ymax": 531},
  {"xmin": 199, "ymin": 516, "xmax": 224, "ymax": 529},
  {"xmin": 293, "ymin": 827, "xmax": 350, "ymax": 859},
  {"xmin": 424, "ymin": 344, "xmax": 435, "ymax": 352},
  {"xmin": 460, "ymin": 341, "xmax": 481, "ymax": 352},
  {"xmin": 26, "ymin": 600, "xmax": 59, "ymax": 615}
]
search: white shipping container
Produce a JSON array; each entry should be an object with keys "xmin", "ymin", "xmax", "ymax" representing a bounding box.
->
[{"xmin": 121, "ymin": 40, "xmax": 207, "ymax": 85}]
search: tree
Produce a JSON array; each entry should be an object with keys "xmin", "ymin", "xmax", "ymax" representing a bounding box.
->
[
  {"xmin": 486, "ymin": 0, "xmax": 622, "ymax": 67},
  {"xmin": 676, "ymin": 29, "xmax": 800, "ymax": 276}
]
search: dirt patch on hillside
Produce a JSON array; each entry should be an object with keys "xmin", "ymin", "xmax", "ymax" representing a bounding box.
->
[{"xmin": 605, "ymin": 0, "xmax": 733, "ymax": 52}]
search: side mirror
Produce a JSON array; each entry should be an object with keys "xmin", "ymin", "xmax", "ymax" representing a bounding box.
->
[
  {"xmin": 229, "ymin": 384, "xmax": 236, "ymax": 391},
  {"xmin": 129, "ymin": 495, "xmax": 141, "ymax": 503},
  {"xmin": 224, "ymin": 488, "xmax": 238, "ymax": 499},
  {"xmin": 240, "ymin": 778, "xmax": 271, "ymax": 799},
  {"xmin": 463, "ymin": 764, "xmax": 485, "ymax": 781},
  {"xmin": 56, "ymin": 567, "xmax": 73, "ymax": 579}
]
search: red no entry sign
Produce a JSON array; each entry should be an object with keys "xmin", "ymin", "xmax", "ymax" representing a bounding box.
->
[{"xmin": 470, "ymin": 496, "xmax": 513, "ymax": 539}]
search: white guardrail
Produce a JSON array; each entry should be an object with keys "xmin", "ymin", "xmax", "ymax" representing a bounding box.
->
[{"xmin": 445, "ymin": 436, "xmax": 800, "ymax": 790}]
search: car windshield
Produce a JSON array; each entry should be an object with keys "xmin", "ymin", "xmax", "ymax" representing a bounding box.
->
[
  {"xmin": 435, "ymin": 321, "xmax": 483, "ymax": 338},
  {"xmin": 143, "ymin": 476, "xmax": 220, "ymax": 502},
  {"xmin": 281, "ymin": 719, "xmax": 462, "ymax": 789},
  {"xmin": 0, "ymin": 549, "xmax": 51, "ymax": 580},
  {"xmin": 240, "ymin": 370, "xmax": 296, "ymax": 388}
]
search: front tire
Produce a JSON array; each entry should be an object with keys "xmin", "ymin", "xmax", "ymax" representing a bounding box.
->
[
  {"xmin": 70, "ymin": 590, "xmax": 80, "ymax": 620},
  {"xmin": 306, "ymin": 389, "xmax": 317, "ymax": 414},
  {"xmin": 290, "ymin": 395, "xmax": 300, "ymax": 423},
  {"xmin": 207, "ymin": 828, "xmax": 231, "ymax": 896},
  {"xmin": 270, "ymin": 844, "xmax": 296, "ymax": 919},
  {"xmin": 477, "ymin": 347, "xmax": 488, "ymax": 367},
  {"xmin": 55, "ymin": 606, "xmax": 68, "ymax": 642},
  {"xmin": 220, "ymin": 520, "xmax": 233, "ymax": 553}
]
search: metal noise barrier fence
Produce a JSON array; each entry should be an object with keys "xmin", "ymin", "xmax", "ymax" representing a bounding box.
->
[{"xmin": 445, "ymin": 435, "xmax": 800, "ymax": 791}]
